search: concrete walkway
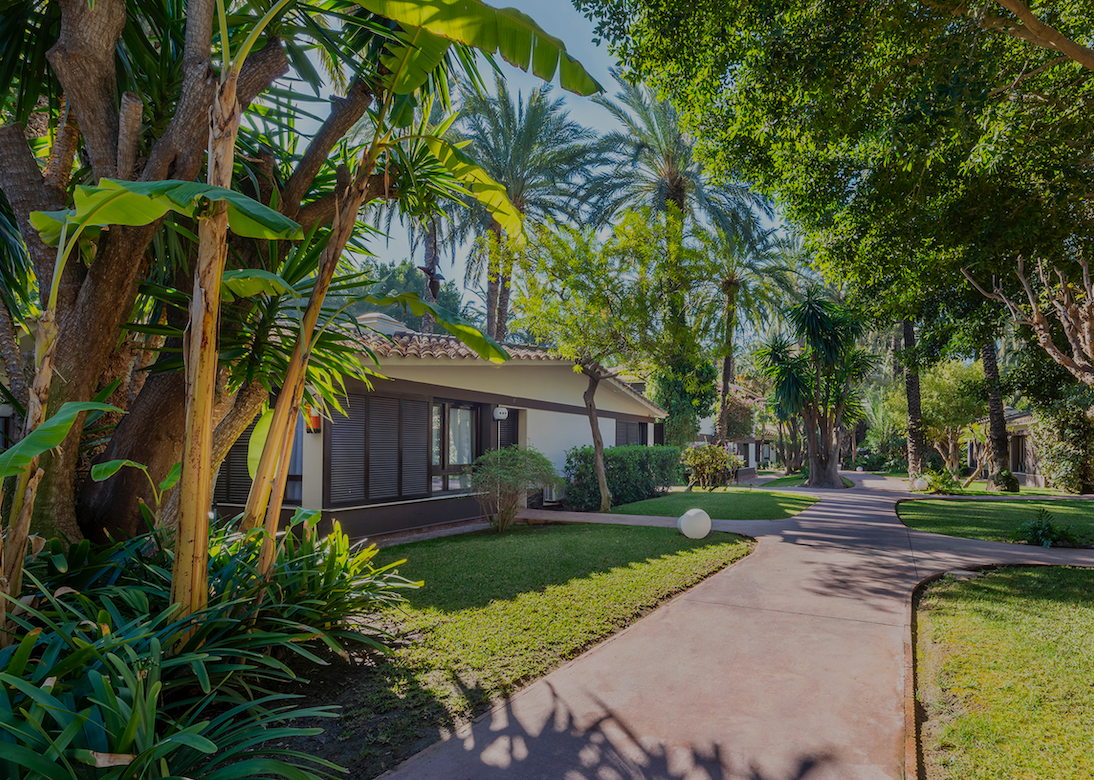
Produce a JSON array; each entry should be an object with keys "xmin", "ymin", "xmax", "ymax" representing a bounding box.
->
[{"xmin": 380, "ymin": 472, "xmax": 1094, "ymax": 780}]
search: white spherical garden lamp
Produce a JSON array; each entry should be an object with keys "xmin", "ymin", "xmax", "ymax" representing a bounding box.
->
[
  {"xmin": 678, "ymin": 508, "xmax": 712, "ymax": 540},
  {"xmin": 912, "ymin": 477, "xmax": 929, "ymax": 491}
]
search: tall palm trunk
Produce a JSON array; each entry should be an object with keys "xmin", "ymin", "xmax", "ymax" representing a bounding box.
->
[
  {"xmin": 980, "ymin": 340, "xmax": 1015, "ymax": 491},
  {"xmin": 902, "ymin": 319, "xmax": 927, "ymax": 474},
  {"xmin": 484, "ymin": 221, "xmax": 501, "ymax": 340},
  {"xmin": 420, "ymin": 220, "xmax": 438, "ymax": 334},
  {"xmin": 715, "ymin": 278, "xmax": 739, "ymax": 444},
  {"xmin": 495, "ymin": 252, "xmax": 513, "ymax": 343}
]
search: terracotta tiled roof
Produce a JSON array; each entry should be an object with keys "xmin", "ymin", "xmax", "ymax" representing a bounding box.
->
[
  {"xmin": 356, "ymin": 331, "xmax": 666, "ymax": 417},
  {"xmin": 359, "ymin": 332, "xmax": 561, "ymax": 361}
]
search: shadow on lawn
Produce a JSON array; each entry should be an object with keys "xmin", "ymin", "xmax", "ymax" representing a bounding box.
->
[{"xmin": 377, "ymin": 524, "xmax": 745, "ymax": 612}]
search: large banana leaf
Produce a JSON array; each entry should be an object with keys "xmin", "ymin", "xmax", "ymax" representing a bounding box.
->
[
  {"xmin": 0, "ymin": 402, "xmax": 120, "ymax": 479},
  {"xmin": 425, "ymin": 134, "xmax": 524, "ymax": 241},
  {"xmin": 29, "ymin": 179, "xmax": 303, "ymax": 246},
  {"xmin": 355, "ymin": 0, "xmax": 601, "ymax": 95}
]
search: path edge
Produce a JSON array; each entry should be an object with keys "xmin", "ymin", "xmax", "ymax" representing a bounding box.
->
[{"xmin": 904, "ymin": 571, "xmax": 947, "ymax": 780}]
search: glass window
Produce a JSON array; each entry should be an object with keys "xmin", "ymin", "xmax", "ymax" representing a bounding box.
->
[
  {"xmin": 449, "ymin": 407, "xmax": 473, "ymax": 466},
  {"xmin": 431, "ymin": 402, "xmax": 479, "ymax": 493}
]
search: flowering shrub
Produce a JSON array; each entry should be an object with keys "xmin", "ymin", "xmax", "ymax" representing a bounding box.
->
[{"xmin": 682, "ymin": 444, "xmax": 745, "ymax": 488}]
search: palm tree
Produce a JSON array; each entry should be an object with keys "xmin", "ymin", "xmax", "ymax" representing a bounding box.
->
[
  {"xmin": 694, "ymin": 227, "xmax": 799, "ymax": 441},
  {"xmin": 584, "ymin": 72, "xmax": 769, "ymax": 234},
  {"xmin": 457, "ymin": 75, "xmax": 604, "ymax": 341}
]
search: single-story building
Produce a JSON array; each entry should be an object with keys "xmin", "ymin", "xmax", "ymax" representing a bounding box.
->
[
  {"xmin": 966, "ymin": 407, "xmax": 1044, "ymax": 488},
  {"xmin": 213, "ymin": 313, "xmax": 666, "ymax": 538}
]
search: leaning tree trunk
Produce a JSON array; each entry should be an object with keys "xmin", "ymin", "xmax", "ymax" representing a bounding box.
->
[
  {"xmin": 903, "ymin": 320, "xmax": 927, "ymax": 475},
  {"xmin": 484, "ymin": 222, "xmax": 501, "ymax": 340},
  {"xmin": 980, "ymin": 340, "xmax": 1016, "ymax": 492},
  {"xmin": 580, "ymin": 366, "xmax": 611, "ymax": 513}
]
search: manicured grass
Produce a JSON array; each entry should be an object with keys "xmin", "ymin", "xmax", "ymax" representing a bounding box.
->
[
  {"xmin": 951, "ymin": 481, "xmax": 1067, "ymax": 497},
  {"xmin": 613, "ymin": 487, "xmax": 816, "ymax": 519},
  {"xmin": 898, "ymin": 499, "xmax": 1094, "ymax": 543},
  {"xmin": 760, "ymin": 474, "xmax": 807, "ymax": 487},
  {"xmin": 293, "ymin": 524, "xmax": 751, "ymax": 776},
  {"xmin": 917, "ymin": 567, "xmax": 1094, "ymax": 780}
]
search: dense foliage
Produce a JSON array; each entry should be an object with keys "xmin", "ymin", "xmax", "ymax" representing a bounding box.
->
[
  {"xmin": 564, "ymin": 445, "xmax": 679, "ymax": 511},
  {"xmin": 0, "ymin": 512, "xmax": 417, "ymax": 778},
  {"xmin": 681, "ymin": 444, "xmax": 743, "ymax": 488},
  {"xmin": 1031, "ymin": 395, "xmax": 1094, "ymax": 494}
]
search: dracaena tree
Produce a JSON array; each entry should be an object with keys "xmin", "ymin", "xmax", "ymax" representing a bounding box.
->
[
  {"xmin": 0, "ymin": 0, "xmax": 600, "ymax": 621},
  {"xmin": 755, "ymin": 287, "xmax": 876, "ymax": 489}
]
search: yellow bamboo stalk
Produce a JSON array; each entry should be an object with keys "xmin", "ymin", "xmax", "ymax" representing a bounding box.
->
[
  {"xmin": 170, "ymin": 77, "xmax": 241, "ymax": 622},
  {"xmin": 1, "ymin": 468, "xmax": 44, "ymax": 647}
]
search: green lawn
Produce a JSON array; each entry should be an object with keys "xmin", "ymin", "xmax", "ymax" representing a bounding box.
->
[
  {"xmin": 917, "ymin": 567, "xmax": 1094, "ymax": 780},
  {"xmin": 613, "ymin": 487, "xmax": 816, "ymax": 519},
  {"xmin": 951, "ymin": 481, "xmax": 1068, "ymax": 497},
  {"xmin": 898, "ymin": 499, "xmax": 1094, "ymax": 543},
  {"xmin": 297, "ymin": 524, "xmax": 751, "ymax": 776}
]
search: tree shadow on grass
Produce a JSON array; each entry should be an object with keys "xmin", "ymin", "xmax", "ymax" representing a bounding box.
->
[{"xmin": 377, "ymin": 524, "xmax": 749, "ymax": 612}]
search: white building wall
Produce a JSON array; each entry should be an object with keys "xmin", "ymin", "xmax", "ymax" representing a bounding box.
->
[
  {"xmin": 524, "ymin": 408, "xmax": 615, "ymax": 474},
  {"xmin": 302, "ymin": 425, "xmax": 324, "ymax": 509}
]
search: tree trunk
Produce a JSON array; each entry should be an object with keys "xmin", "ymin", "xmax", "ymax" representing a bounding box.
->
[
  {"xmin": 0, "ymin": 298, "xmax": 27, "ymax": 434},
  {"xmin": 980, "ymin": 340, "xmax": 1015, "ymax": 492},
  {"xmin": 581, "ymin": 367, "xmax": 611, "ymax": 512},
  {"xmin": 889, "ymin": 324, "xmax": 903, "ymax": 378},
  {"xmin": 903, "ymin": 319, "xmax": 927, "ymax": 474},
  {"xmin": 714, "ymin": 280, "xmax": 739, "ymax": 445},
  {"xmin": 484, "ymin": 223, "xmax": 501, "ymax": 340},
  {"xmin": 77, "ymin": 372, "xmax": 186, "ymax": 539},
  {"xmin": 420, "ymin": 220, "xmax": 438, "ymax": 334}
]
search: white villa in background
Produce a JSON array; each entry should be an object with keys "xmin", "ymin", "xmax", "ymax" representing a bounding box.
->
[{"xmin": 213, "ymin": 313, "xmax": 666, "ymax": 538}]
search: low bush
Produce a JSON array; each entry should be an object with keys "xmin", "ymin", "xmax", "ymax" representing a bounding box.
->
[
  {"xmin": 564, "ymin": 445, "xmax": 680, "ymax": 511},
  {"xmin": 856, "ymin": 452, "xmax": 890, "ymax": 471},
  {"xmin": 1010, "ymin": 508, "xmax": 1083, "ymax": 548},
  {"xmin": 469, "ymin": 445, "xmax": 561, "ymax": 532},
  {"xmin": 681, "ymin": 444, "xmax": 743, "ymax": 488},
  {"xmin": 919, "ymin": 467, "xmax": 963, "ymax": 495},
  {"xmin": 987, "ymin": 469, "xmax": 1020, "ymax": 493}
]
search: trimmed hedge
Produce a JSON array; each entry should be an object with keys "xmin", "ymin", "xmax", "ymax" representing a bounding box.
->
[{"xmin": 564, "ymin": 445, "xmax": 680, "ymax": 511}]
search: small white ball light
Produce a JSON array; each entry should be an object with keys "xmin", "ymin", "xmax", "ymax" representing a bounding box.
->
[
  {"xmin": 678, "ymin": 508, "xmax": 712, "ymax": 539},
  {"xmin": 913, "ymin": 477, "xmax": 930, "ymax": 491},
  {"xmin": 856, "ymin": 466, "xmax": 864, "ymax": 472}
]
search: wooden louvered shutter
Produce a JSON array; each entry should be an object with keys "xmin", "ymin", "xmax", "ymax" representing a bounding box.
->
[
  {"xmin": 368, "ymin": 397, "xmax": 400, "ymax": 500},
  {"xmin": 498, "ymin": 411, "xmax": 518, "ymax": 448},
  {"xmin": 615, "ymin": 420, "xmax": 626, "ymax": 446},
  {"xmin": 329, "ymin": 393, "xmax": 366, "ymax": 505},
  {"xmin": 214, "ymin": 420, "xmax": 255, "ymax": 504},
  {"xmin": 400, "ymin": 399, "xmax": 429, "ymax": 497}
]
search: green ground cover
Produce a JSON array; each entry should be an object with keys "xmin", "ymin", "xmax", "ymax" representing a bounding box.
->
[
  {"xmin": 290, "ymin": 524, "xmax": 751, "ymax": 777},
  {"xmin": 613, "ymin": 487, "xmax": 816, "ymax": 519},
  {"xmin": 898, "ymin": 499, "xmax": 1094, "ymax": 543},
  {"xmin": 917, "ymin": 567, "xmax": 1094, "ymax": 780}
]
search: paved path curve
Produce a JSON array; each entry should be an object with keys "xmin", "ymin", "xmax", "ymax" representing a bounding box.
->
[{"xmin": 380, "ymin": 472, "xmax": 1094, "ymax": 780}]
